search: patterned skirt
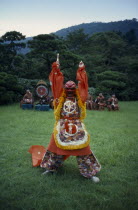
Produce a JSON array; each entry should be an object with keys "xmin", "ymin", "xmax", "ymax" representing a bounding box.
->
[{"xmin": 40, "ymin": 150, "xmax": 101, "ymax": 178}]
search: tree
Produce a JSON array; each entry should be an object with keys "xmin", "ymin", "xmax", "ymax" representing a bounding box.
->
[
  {"xmin": 1, "ymin": 31, "xmax": 25, "ymax": 42},
  {"xmin": 1, "ymin": 31, "xmax": 26, "ymax": 53},
  {"xmin": 27, "ymin": 34, "xmax": 66, "ymax": 76},
  {"xmin": 0, "ymin": 43, "xmax": 16, "ymax": 73},
  {"xmin": 0, "ymin": 31, "xmax": 26, "ymax": 74},
  {"xmin": 125, "ymin": 29, "xmax": 137, "ymax": 44},
  {"xmin": 96, "ymin": 71, "xmax": 127, "ymax": 99},
  {"xmin": 87, "ymin": 32, "xmax": 126, "ymax": 66},
  {"xmin": 27, "ymin": 34, "xmax": 82, "ymax": 81},
  {"xmin": 66, "ymin": 29, "xmax": 89, "ymax": 54},
  {"xmin": 0, "ymin": 72, "xmax": 23, "ymax": 104}
]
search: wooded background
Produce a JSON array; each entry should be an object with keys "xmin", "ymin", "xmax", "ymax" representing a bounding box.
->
[{"xmin": 0, "ymin": 19, "xmax": 138, "ymax": 104}]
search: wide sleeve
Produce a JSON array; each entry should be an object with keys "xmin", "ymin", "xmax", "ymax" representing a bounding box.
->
[
  {"xmin": 76, "ymin": 62, "xmax": 88, "ymax": 103},
  {"xmin": 49, "ymin": 62, "xmax": 64, "ymax": 99}
]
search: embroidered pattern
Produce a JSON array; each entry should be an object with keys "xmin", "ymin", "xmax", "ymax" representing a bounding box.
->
[
  {"xmin": 40, "ymin": 150, "xmax": 101, "ymax": 178},
  {"xmin": 76, "ymin": 153, "xmax": 101, "ymax": 178},
  {"xmin": 40, "ymin": 151, "xmax": 64, "ymax": 171},
  {"xmin": 53, "ymin": 89, "xmax": 86, "ymax": 121},
  {"xmin": 63, "ymin": 100, "xmax": 76, "ymax": 114},
  {"xmin": 53, "ymin": 98, "xmax": 90, "ymax": 150},
  {"xmin": 54, "ymin": 120, "xmax": 90, "ymax": 150}
]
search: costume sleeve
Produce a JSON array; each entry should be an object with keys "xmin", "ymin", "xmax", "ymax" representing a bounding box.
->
[
  {"xmin": 49, "ymin": 62, "xmax": 64, "ymax": 99},
  {"xmin": 76, "ymin": 65, "xmax": 88, "ymax": 103}
]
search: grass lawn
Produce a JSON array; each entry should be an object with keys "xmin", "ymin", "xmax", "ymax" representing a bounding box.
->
[{"xmin": 0, "ymin": 102, "xmax": 138, "ymax": 210}]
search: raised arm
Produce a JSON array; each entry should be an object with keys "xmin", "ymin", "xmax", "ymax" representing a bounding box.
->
[
  {"xmin": 76, "ymin": 61, "xmax": 88, "ymax": 103},
  {"xmin": 49, "ymin": 60, "xmax": 64, "ymax": 100}
]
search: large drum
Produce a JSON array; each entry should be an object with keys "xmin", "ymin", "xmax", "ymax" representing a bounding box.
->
[
  {"xmin": 35, "ymin": 80, "xmax": 50, "ymax": 111},
  {"xmin": 36, "ymin": 80, "xmax": 49, "ymax": 98}
]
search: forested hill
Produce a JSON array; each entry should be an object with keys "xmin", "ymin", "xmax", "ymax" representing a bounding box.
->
[
  {"xmin": 0, "ymin": 22, "xmax": 138, "ymax": 104},
  {"xmin": 54, "ymin": 18, "xmax": 138, "ymax": 38}
]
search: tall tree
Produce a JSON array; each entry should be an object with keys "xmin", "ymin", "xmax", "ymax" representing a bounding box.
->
[
  {"xmin": 27, "ymin": 34, "xmax": 82, "ymax": 81},
  {"xmin": 66, "ymin": 29, "xmax": 89, "ymax": 54},
  {"xmin": 1, "ymin": 31, "xmax": 25, "ymax": 42},
  {"xmin": 125, "ymin": 29, "xmax": 137, "ymax": 44},
  {"xmin": 0, "ymin": 31, "xmax": 26, "ymax": 73},
  {"xmin": 1, "ymin": 31, "xmax": 26, "ymax": 53}
]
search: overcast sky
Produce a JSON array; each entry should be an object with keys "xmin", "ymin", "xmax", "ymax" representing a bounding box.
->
[{"xmin": 0, "ymin": 0, "xmax": 137, "ymax": 37}]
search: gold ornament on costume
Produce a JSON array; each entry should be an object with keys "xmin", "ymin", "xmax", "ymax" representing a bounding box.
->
[
  {"xmin": 63, "ymin": 100, "xmax": 76, "ymax": 114},
  {"xmin": 53, "ymin": 89, "xmax": 86, "ymax": 122}
]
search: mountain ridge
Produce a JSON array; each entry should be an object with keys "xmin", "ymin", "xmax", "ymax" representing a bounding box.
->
[{"xmin": 54, "ymin": 18, "xmax": 138, "ymax": 38}]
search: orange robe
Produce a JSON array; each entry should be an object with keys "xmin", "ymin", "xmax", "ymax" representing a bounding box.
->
[
  {"xmin": 29, "ymin": 63, "xmax": 91, "ymax": 166},
  {"xmin": 47, "ymin": 134, "xmax": 91, "ymax": 156},
  {"xmin": 47, "ymin": 62, "xmax": 91, "ymax": 156},
  {"xmin": 49, "ymin": 62, "xmax": 64, "ymax": 99},
  {"xmin": 76, "ymin": 65, "xmax": 88, "ymax": 103}
]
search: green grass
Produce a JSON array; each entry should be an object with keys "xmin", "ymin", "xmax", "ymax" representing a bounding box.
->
[{"xmin": 0, "ymin": 102, "xmax": 138, "ymax": 210}]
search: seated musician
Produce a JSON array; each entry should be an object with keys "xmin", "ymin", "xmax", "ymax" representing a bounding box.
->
[
  {"xmin": 95, "ymin": 93, "xmax": 105, "ymax": 110},
  {"xmin": 107, "ymin": 94, "xmax": 119, "ymax": 111},
  {"xmin": 20, "ymin": 89, "xmax": 33, "ymax": 107},
  {"xmin": 86, "ymin": 92, "xmax": 93, "ymax": 110}
]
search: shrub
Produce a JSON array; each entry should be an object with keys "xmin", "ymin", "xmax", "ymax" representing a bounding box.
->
[{"xmin": 0, "ymin": 72, "xmax": 24, "ymax": 104}]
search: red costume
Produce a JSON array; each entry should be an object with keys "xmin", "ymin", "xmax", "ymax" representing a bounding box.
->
[
  {"xmin": 46, "ymin": 61, "xmax": 91, "ymax": 156},
  {"xmin": 29, "ymin": 60, "xmax": 101, "ymax": 181},
  {"xmin": 86, "ymin": 93, "xmax": 93, "ymax": 110},
  {"xmin": 107, "ymin": 95, "xmax": 119, "ymax": 111},
  {"xmin": 95, "ymin": 93, "xmax": 105, "ymax": 110},
  {"xmin": 20, "ymin": 90, "xmax": 33, "ymax": 107}
]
